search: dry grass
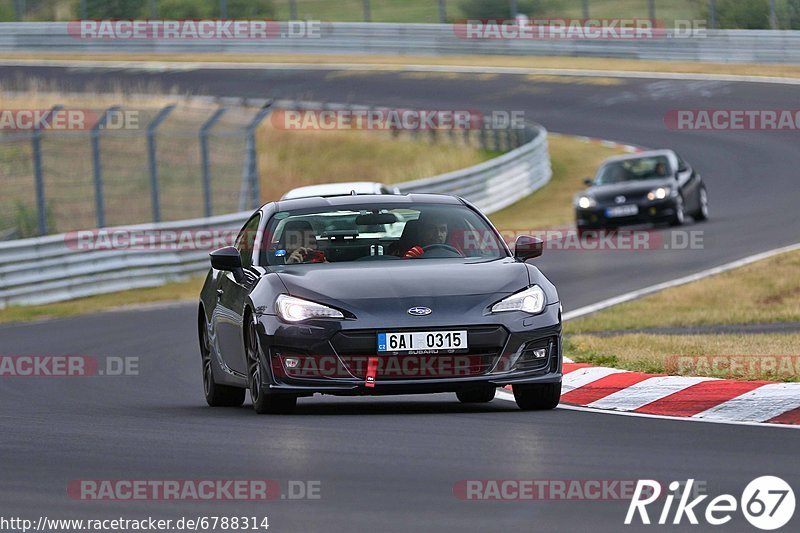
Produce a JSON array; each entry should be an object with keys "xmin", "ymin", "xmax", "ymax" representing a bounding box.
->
[
  {"xmin": 6, "ymin": 53, "xmax": 800, "ymax": 80},
  {"xmin": 566, "ymin": 249, "xmax": 800, "ymax": 334},
  {"xmin": 489, "ymin": 134, "xmax": 626, "ymax": 231},
  {"xmin": 256, "ymin": 126, "xmax": 497, "ymax": 200},
  {"xmin": 0, "ymin": 90, "xmax": 493, "ymax": 234},
  {"xmin": 566, "ymin": 333, "xmax": 800, "ymax": 381}
]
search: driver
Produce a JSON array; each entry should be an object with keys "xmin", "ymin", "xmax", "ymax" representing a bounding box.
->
[
  {"xmin": 654, "ymin": 161, "xmax": 668, "ymax": 177},
  {"xmin": 280, "ymin": 220, "xmax": 327, "ymax": 264},
  {"xmin": 404, "ymin": 216, "xmax": 449, "ymax": 258}
]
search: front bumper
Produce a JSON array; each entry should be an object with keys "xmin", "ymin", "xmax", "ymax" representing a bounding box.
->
[
  {"xmin": 254, "ymin": 304, "xmax": 562, "ymax": 396},
  {"xmin": 576, "ymin": 198, "xmax": 678, "ymax": 228}
]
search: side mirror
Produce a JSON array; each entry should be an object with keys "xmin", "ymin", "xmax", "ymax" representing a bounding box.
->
[
  {"xmin": 210, "ymin": 246, "xmax": 244, "ymax": 281},
  {"xmin": 583, "ymin": 177, "xmax": 594, "ymax": 187},
  {"xmin": 514, "ymin": 236, "xmax": 543, "ymax": 261}
]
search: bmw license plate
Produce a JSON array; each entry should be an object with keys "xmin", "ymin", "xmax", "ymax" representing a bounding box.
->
[
  {"xmin": 377, "ymin": 331, "xmax": 468, "ymax": 353},
  {"xmin": 605, "ymin": 205, "xmax": 639, "ymax": 218}
]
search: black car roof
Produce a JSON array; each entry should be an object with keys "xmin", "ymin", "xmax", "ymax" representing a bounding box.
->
[{"xmin": 271, "ymin": 193, "xmax": 464, "ymax": 212}]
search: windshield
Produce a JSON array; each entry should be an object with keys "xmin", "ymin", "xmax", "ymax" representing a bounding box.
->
[
  {"xmin": 261, "ymin": 204, "xmax": 508, "ymax": 266},
  {"xmin": 595, "ymin": 156, "xmax": 671, "ymax": 185}
]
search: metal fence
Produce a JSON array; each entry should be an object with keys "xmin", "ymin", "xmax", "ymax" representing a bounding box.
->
[
  {"xmin": 0, "ymin": 115, "xmax": 549, "ymax": 309},
  {"xmin": 3, "ymin": 22, "xmax": 800, "ymax": 64},
  {"xmin": 0, "ymin": 96, "xmax": 532, "ymax": 241}
]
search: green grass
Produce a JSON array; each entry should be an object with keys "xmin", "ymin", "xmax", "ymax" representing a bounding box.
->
[
  {"xmin": 564, "ymin": 248, "xmax": 800, "ymax": 381},
  {"xmin": 566, "ymin": 333, "xmax": 800, "ymax": 381},
  {"xmin": 566, "ymin": 249, "xmax": 800, "ymax": 334}
]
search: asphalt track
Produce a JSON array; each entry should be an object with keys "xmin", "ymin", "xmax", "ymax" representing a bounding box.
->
[{"xmin": 1, "ymin": 65, "xmax": 799, "ymax": 532}]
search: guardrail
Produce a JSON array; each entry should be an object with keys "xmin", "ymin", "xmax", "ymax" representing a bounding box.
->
[
  {"xmin": 0, "ymin": 115, "xmax": 550, "ymax": 309},
  {"xmin": 2, "ymin": 23, "xmax": 800, "ymax": 64}
]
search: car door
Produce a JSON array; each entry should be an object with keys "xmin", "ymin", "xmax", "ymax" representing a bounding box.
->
[
  {"xmin": 215, "ymin": 214, "xmax": 261, "ymax": 376},
  {"xmin": 675, "ymin": 154, "xmax": 700, "ymax": 212}
]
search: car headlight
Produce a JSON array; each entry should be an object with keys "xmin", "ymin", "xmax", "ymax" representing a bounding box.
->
[
  {"xmin": 576, "ymin": 195, "xmax": 596, "ymax": 209},
  {"xmin": 276, "ymin": 294, "xmax": 344, "ymax": 322},
  {"xmin": 647, "ymin": 187, "xmax": 672, "ymax": 201},
  {"xmin": 491, "ymin": 285, "xmax": 546, "ymax": 315}
]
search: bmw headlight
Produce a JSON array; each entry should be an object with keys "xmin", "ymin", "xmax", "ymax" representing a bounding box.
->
[
  {"xmin": 647, "ymin": 187, "xmax": 672, "ymax": 201},
  {"xmin": 276, "ymin": 294, "xmax": 344, "ymax": 322},
  {"xmin": 491, "ymin": 285, "xmax": 546, "ymax": 315},
  {"xmin": 575, "ymin": 195, "xmax": 597, "ymax": 209}
]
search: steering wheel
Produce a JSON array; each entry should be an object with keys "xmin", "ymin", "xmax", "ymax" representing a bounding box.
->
[{"xmin": 422, "ymin": 243, "xmax": 464, "ymax": 256}]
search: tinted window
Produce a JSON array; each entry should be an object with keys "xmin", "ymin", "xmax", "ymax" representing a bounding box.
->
[
  {"xmin": 261, "ymin": 204, "xmax": 507, "ymax": 266},
  {"xmin": 595, "ymin": 156, "xmax": 671, "ymax": 185},
  {"xmin": 235, "ymin": 214, "xmax": 261, "ymax": 267}
]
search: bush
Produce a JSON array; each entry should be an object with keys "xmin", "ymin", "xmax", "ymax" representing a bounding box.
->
[
  {"xmin": 226, "ymin": 0, "xmax": 276, "ymax": 18},
  {"xmin": 459, "ymin": 0, "xmax": 542, "ymax": 19},
  {"xmin": 715, "ymin": 0, "xmax": 770, "ymax": 29},
  {"xmin": 81, "ymin": 0, "xmax": 146, "ymax": 18},
  {"xmin": 156, "ymin": 0, "xmax": 214, "ymax": 18},
  {"xmin": 786, "ymin": 0, "xmax": 800, "ymax": 29}
]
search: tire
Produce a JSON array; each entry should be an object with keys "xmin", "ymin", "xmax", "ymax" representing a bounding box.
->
[
  {"xmin": 456, "ymin": 386, "xmax": 497, "ymax": 404},
  {"xmin": 513, "ymin": 382, "xmax": 561, "ymax": 411},
  {"xmin": 669, "ymin": 195, "xmax": 686, "ymax": 226},
  {"xmin": 694, "ymin": 187, "xmax": 709, "ymax": 221},
  {"xmin": 245, "ymin": 313, "xmax": 297, "ymax": 415},
  {"xmin": 199, "ymin": 315, "xmax": 246, "ymax": 407}
]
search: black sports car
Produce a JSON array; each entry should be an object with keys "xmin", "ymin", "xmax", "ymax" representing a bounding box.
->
[
  {"xmin": 198, "ymin": 194, "xmax": 562, "ymax": 414},
  {"xmin": 574, "ymin": 149, "xmax": 708, "ymax": 235}
]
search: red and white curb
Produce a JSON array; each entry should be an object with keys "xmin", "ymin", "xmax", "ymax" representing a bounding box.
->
[{"xmin": 502, "ymin": 360, "xmax": 800, "ymax": 427}]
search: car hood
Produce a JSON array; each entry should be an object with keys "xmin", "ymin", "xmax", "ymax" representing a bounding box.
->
[{"xmin": 272, "ymin": 258, "xmax": 530, "ymax": 323}]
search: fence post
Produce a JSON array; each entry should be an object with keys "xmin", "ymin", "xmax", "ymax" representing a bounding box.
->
[
  {"xmin": 709, "ymin": 0, "xmax": 717, "ymax": 29},
  {"xmin": 648, "ymin": 0, "xmax": 655, "ymax": 21},
  {"xmin": 241, "ymin": 103, "xmax": 274, "ymax": 210},
  {"xmin": 770, "ymin": 0, "xmax": 778, "ymax": 29},
  {"xmin": 147, "ymin": 105, "xmax": 175, "ymax": 223},
  {"xmin": 31, "ymin": 105, "xmax": 62, "ymax": 236},
  {"xmin": 220, "ymin": 0, "xmax": 228, "ymax": 18},
  {"xmin": 582, "ymin": 0, "xmax": 589, "ymax": 19},
  {"xmin": 289, "ymin": 0, "xmax": 298, "ymax": 20},
  {"xmin": 91, "ymin": 106, "xmax": 121, "ymax": 229},
  {"xmin": 79, "ymin": 0, "xmax": 87, "ymax": 18},
  {"xmin": 510, "ymin": 0, "xmax": 518, "ymax": 18},
  {"xmin": 363, "ymin": 0, "xmax": 371, "ymax": 22},
  {"xmin": 199, "ymin": 108, "xmax": 227, "ymax": 218},
  {"xmin": 438, "ymin": 0, "xmax": 446, "ymax": 23}
]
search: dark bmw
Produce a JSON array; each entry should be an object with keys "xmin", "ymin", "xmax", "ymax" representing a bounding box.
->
[
  {"xmin": 574, "ymin": 149, "xmax": 708, "ymax": 235},
  {"xmin": 198, "ymin": 194, "xmax": 562, "ymax": 414}
]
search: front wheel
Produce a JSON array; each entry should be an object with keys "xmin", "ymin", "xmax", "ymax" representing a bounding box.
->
[
  {"xmin": 245, "ymin": 315, "xmax": 297, "ymax": 415},
  {"xmin": 513, "ymin": 382, "xmax": 561, "ymax": 411},
  {"xmin": 694, "ymin": 187, "xmax": 709, "ymax": 221},
  {"xmin": 669, "ymin": 195, "xmax": 686, "ymax": 226},
  {"xmin": 200, "ymin": 319, "xmax": 245, "ymax": 407}
]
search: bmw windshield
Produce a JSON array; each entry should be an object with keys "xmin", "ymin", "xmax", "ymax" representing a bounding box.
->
[{"xmin": 261, "ymin": 204, "xmax": 508, "ymax": 266}]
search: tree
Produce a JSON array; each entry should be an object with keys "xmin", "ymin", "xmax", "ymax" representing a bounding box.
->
[
  {"xmin": 715, "ymin": 0, "xmax": 770, "ymax": 29},
  {"xmin": 82, "ymin": 0, "xmax": 146, "ymax": 18},
  {"xmin": 459, "ymin": 0, "xmax": 542, "ymax": 19}
]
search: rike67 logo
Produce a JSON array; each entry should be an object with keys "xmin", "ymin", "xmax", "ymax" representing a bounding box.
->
[{"xmin": 626, "ymin": 477, "xmax": 795, "ymax": 530}]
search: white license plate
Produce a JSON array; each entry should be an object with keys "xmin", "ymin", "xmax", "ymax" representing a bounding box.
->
[
  {"xmin": 377, "ymin": 330, "xmax": 468, "ymax": 352},
  {"xmin": 605, "ymin": 205, "xmax": 639, "ymax": 218}
]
